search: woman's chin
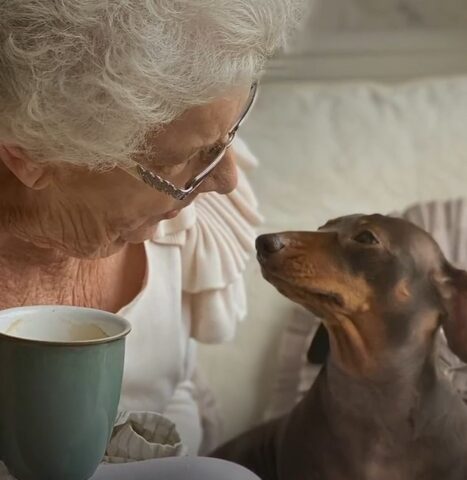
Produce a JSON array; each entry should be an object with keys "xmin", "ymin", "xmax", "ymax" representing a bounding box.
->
[{"xmin": 120, "ymin": 225, "xmax": 158, "ymax": 244}]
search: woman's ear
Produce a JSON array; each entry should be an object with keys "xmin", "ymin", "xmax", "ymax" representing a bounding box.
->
[
  {"xmin": 438, "ymin": 265, "xmax": 467, "ymax": 363},
  {"xmin": 0, "ymin": 145, "xmax": 52, "ymax": 190}
]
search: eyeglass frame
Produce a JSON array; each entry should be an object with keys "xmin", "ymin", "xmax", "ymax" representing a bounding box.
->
[{"xmin": 124, "ymin": 81, "xmax": 259, "ymax": 201}]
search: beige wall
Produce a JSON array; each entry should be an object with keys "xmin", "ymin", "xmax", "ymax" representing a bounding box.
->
[
  {"xmin": 264, "ymin": 0, "xmax": 467, "ymax": 83},
  {"xmin": 304, "ymin": 0, "xmax": 467, "ymax": 31}
]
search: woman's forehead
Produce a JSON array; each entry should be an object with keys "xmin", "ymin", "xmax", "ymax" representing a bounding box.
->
[{"xmin": 147, "ymin": 87, "xmax": 250, "ymax": 161}]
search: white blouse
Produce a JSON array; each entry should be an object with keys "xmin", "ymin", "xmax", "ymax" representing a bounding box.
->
[{"xmin": 116, "ymin": 138, "xmax": 261, "ymax": 454}]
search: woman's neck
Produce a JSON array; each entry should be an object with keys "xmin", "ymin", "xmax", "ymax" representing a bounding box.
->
[
  {"xmin": 0, "ymin": 165, "xmax": 120, "ymax": 258},
  {"xmin": 0, "ymin": 232, "xmax": 71, "ymax": 267},
  {"xmin": 0, "ymin": 233, "xmax": 146, "ymax": 313}
]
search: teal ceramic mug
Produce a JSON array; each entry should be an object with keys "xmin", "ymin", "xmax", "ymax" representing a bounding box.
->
[{"xmin": 0, "ymin": 305, "xmax": 131, "ymax": 480}]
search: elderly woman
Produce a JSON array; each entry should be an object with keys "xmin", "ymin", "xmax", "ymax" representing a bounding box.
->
[{"xmin": 0, "ymin": 1, "xmax": 302, "ymax": 479}]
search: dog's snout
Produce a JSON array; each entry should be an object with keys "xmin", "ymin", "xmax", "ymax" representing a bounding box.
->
[{"xmin": 256, "ymin": 234, "xmax": 285, "ymax": 257}]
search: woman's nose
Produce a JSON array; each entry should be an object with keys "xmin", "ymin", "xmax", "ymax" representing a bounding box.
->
[{"xmin": 198, "ymin": 148, "xmax": 238, "ymax": 195}]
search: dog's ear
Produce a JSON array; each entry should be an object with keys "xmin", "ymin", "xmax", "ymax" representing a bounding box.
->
[
  {"xmin": 438, "ymin": 266, "xmax": 467, "ymax": 363},
  {"xmin": 307, "ymin": 323, "xmax": 330, "ymax": 364}
]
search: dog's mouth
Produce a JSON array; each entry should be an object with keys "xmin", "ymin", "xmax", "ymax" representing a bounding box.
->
[{"xmin": 262, "ymin": 268, "xmax": 345, "ymax": 309}]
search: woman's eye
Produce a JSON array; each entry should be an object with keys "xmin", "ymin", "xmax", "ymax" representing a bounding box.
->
[
  {"xmin": 201, "ymin": 144, "xmax": 223, "ymax": 163},
  {"xmin": 352, "ymin": 230, "xmax": 379, "ymax": 245},
  {"xmin": 155, "ymin": 165, "xmax": 173, "ymax": 174}
]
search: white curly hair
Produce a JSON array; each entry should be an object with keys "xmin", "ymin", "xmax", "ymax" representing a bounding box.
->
[{"xmin": 0, "ymin": 0, "xmax": 303, "ymax": 170}]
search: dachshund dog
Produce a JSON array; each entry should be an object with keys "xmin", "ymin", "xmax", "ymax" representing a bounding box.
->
[{"xmin": 211, "ymin": 214, "xmax": 467, "ymax": 480}]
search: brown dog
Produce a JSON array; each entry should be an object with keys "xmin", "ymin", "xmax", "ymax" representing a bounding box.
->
[{"xmin": 211, "ymin": 214, "xmax": 467, "ymax": 480}]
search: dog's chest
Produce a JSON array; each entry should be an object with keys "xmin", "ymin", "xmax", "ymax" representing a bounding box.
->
[
  {"xmin": 281, "ymin": 372, "xmax": 467, "ymax": 480},
  {"xmin": 320, "ymin": 426, "xmax": 467, "ymax": 480},
  {"xmin": 297, "ymin": 415, "xmax": 464, "ymax": 480},
  {"xmin": 360, "ymin": 440, "xmax": 413, "ymax": 480},
  {"xmin": 302, "ymin": 441, "xmax": 442, "ymax": 480}
]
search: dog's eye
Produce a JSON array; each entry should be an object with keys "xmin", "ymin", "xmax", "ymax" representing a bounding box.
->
[{"xmin": 353, "ymin": 230, "xmax": 379, "ymax": 245}]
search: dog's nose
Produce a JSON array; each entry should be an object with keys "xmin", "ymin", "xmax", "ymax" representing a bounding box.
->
[{"xmin": 256, "ymin": 234, "xmax": 285, "ymax": 256}]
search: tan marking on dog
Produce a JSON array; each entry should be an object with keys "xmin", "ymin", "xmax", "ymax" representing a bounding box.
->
[
  {"xmin": 320, "ymin": 273, "xmax": 373, "ymax": 313},
  {"xmin": 328, "ymin": 313, "xmax": 382, "ymax": 376},
  {"xmin": 414, "ymin": 310, "xmax": 439, "ymax": 344},
  {"xmin": 394, "ymin": 278, "xmax": 411, "ymax": 302}
]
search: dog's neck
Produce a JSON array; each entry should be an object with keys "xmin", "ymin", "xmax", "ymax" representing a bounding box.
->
[
  {"xmin": 325, "ymin": 318, "xmax": 380, "ymax": 377},
  {"xmin": 301, "ymin": 349, "xmax": 467, "ymax": 480},
  {"xmin": 320, "ymin": 313, "xmax": 440, "ymax": 425},
  {"xmin": 324, "ymin": 352, "xmax": 436, "ymax": 420},
  {"xmin": 323, "ymin": 308, "xmax": 435, "ymax": 378}
]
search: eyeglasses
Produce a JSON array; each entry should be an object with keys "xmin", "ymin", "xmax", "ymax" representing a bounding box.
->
[{"xmin": 125, "ymin": 81, "xmax": 258, "ymax": 201}]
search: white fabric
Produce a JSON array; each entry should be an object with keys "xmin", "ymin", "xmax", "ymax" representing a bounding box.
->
[
  {"xmin": 242, "ymin": 78, "xmax": 467, "ymax": 233},
  {"xmin": 104, "ymin": 411, "xmax": 186, "ymax": 464}
]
